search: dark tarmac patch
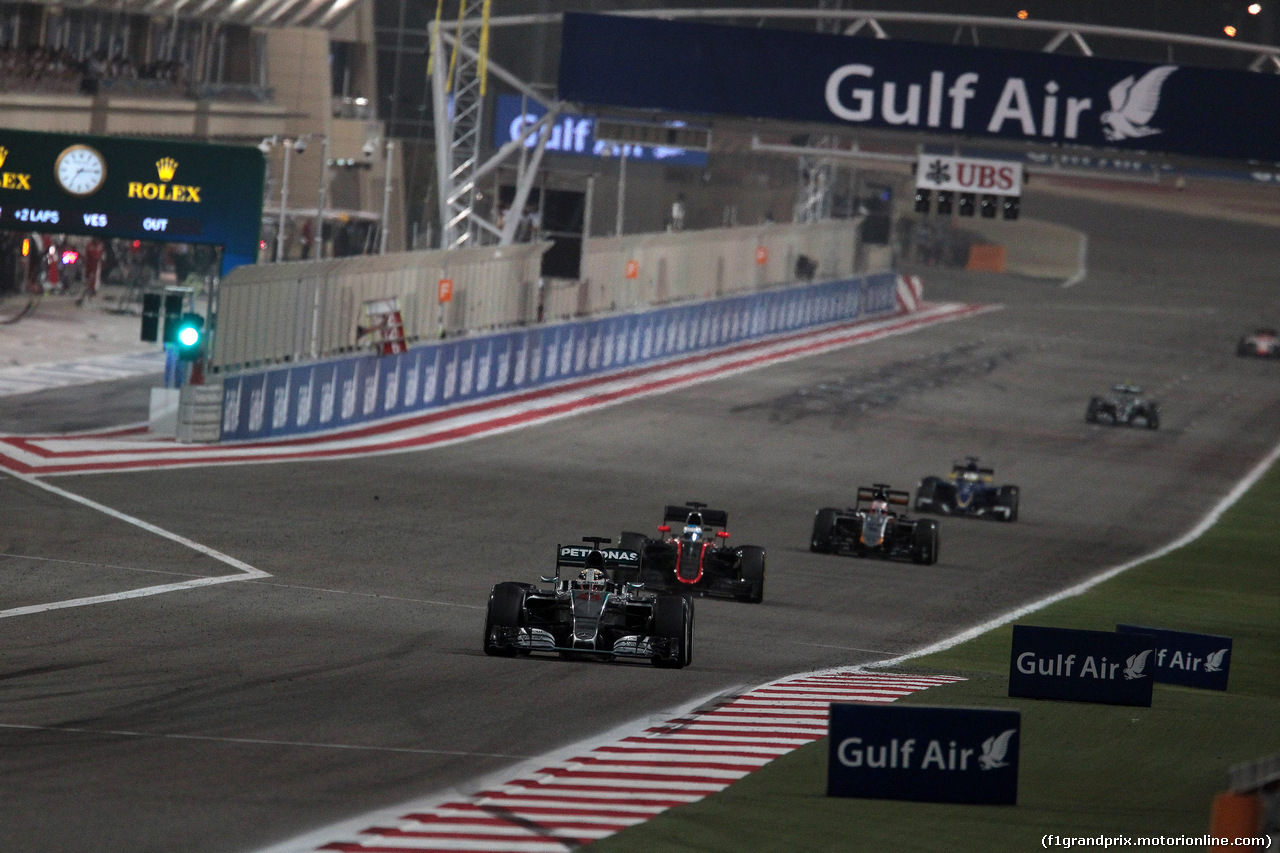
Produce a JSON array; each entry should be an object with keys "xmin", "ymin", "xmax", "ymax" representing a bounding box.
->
[{"xmin": 732, "ymin": 342, "xmax": 1028, "ymax": 425}]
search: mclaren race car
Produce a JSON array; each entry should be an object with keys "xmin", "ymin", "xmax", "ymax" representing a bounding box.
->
[
  {"xmin": 619, "ymin": 502, "xmax": 766, "ymax": 603},
  {"xmin": 915, "ymin": 457, "xmax": 1019, "ymax": 522},
  {"xmin": 483, "ymin": 537, "xmax": 693, "ymax": 668},
  {"xmin": 810, "ymin": 485, "xmax": 940, "ymax": 564},
  {"xmin": 1237, "ymin": 328, "xmax": 1280, "ymax": 358},
  {"xmin": 1086, "ymin": 384, "xmax": 1160, "ymax": 429}
]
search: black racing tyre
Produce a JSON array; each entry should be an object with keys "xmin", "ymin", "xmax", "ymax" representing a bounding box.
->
[
  {"xmin": 911, "ymin": 520, "xmax": 940, "ymax": 565},
  {"xmin": 810, "ymin": 508, "xmax": 838, "ymax": 553},
  {"xmin": 1146, "ymin": 406, "xmax": 1160, "ymax": 430},
  {"xmin": 914, "ymin": 477, "xmax": 940, "ymax": 513},
  {"xmin": 614, "ymin": 531, "xmax": 648, "ymax": 583},
  {"xmin": 1237, "ymin": 340, "xmax": 1251, "ymax": 357},
  {"xmin": 1086, "ymin": 397, "xmax": 1102, "ymax": 424},
  {"xmin": 483, "ymin": 582, "xmax": 525, "ymax": 657},
  {"xmin": 737, "ymin": 546, "xmax": 766, "ymax": 603},
  {"xmin": 652, "ymin": 594, "xmax": 692, "ymax": 669},
  {"xmin": 997, "ymin": 486, "xmax": 1020, "ymax": 522}
]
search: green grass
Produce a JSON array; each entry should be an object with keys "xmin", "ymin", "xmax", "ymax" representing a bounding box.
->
[{"xmin": 587, "ymin": 466, "xmax": 1280, "ymax": 852}]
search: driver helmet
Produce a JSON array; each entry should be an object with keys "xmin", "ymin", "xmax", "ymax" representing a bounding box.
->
[
  {"xmin": 870, "ymin": 499, "xmax": 889, "ymax": 514},
  {"xmin": 578, "ymin": 568, "xmax": 606, "ymax": 586},
  {"xmin": 682, "ymin": 524, "xmax": 703, "ymax": 541}
]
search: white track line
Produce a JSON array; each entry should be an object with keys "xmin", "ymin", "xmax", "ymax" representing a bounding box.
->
[
  {"xmin": 1061, "ymin": 232, "xmax": 1089, "ymax": 289},
  {"xmin": 862, "ymin": 432, "xmax": 1280, "ymax": 669},
  {"xmin": 0, "ymin": 469, "xmax": 270, "ymax": 619}
]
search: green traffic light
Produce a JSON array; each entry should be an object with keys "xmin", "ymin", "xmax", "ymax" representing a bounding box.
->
[
  {"xmin": 178, "ymin": 325, "xmax": 200, "ymax": 347},
  {"xmin": 174, "ymin": 313, "xmax": 205, "ymax": 361}
]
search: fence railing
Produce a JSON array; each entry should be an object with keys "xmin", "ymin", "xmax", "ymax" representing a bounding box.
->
[
  {"xmin": 209, "ymin": 243, "xmax": 547, "ymax": 372},
  {"xmin": 209, "ymin": 220, "xmax": 866, "ymax": 375}
]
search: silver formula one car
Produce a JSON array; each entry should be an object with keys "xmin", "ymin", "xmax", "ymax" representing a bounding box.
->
[
  {"xmin": 1237, "ymin": 328, "xmax": 1280, "ymax": 358},
  {"xmin": 483, "ymin": 537, "xmax": 694, "ymax": 668},
  {"xmin": 1086, "ymin": 384, "xmax": 1160, "ymax": 429}
]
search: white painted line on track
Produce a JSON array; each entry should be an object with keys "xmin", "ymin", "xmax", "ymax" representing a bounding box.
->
[
  {"xmin": 0, "ymin": 469, "xmax": 270, "ymax": 619},
  {"xmin": 862, "ymin": 431, "xmax": 1280, "ymax": 670}
]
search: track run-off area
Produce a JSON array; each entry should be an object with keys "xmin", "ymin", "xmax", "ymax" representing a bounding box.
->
[{"xmin": 2, "ymin": 190, "xmax": 1279, "ymax": 852}]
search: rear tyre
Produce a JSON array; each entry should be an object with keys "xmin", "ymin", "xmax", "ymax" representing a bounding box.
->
[
  {"xmin": 652, "ymin": 594, "xmax": 693, "ymax": 669},
  {"xmin": 483, "ymin": 582, "xmax": 525, "ymax": 657},
  {"xmin": 1146, "ymin": 406, "xmax": 1160, "ymax": 430},
  {"xmin": 1086, "ymin": 397, "xmax": 1102, "ymax": 424},
  {"xmin": 810, "ymin": 509, "xmax": 838, "ymax": 553},
  {"xmin": 914, "ymin": 477, "xmax": 940, "ymax": 513},
  {"xmin": 615, "ymin": 531, "xmax": 648, "ymax": 583},
  {"xmin": 911, "ymin": 520, "xmax": 940, "ymax": 565},
  {"xmin": 997, "ymin": 486, "xmax": 1020, "ymax": 522},
  {"xmin": 737, "ymin": 546, "xmax": 766, "ymax": 603}
]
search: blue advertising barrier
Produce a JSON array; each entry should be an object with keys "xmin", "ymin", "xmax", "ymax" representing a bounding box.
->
[
  {"xmin": 1117, "ymin": 625, "xmax": 1232, "ymax": 692},
  {"xmin": 1009, "ymin": 625, "xmax": 1156, "ymax": 707},
  {"xmin": 219, "ymin": 272, "xmax": 897, "ymax": 441},
  {"xmin": 559, "ymin": 13, "xmax": 1280, "ymax": 164},
  {"xmin": 827, "ymin": 704, "xmax": 1020, "ymax": 805}
]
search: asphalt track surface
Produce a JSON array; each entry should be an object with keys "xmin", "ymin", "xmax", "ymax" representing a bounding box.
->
[{"xmin": 3, "ymin": 191, "xmax": 1280, "ymax": 852}]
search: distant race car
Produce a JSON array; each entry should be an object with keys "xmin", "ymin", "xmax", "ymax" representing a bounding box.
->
[
  {"xmin": 810, "ymin": 485, "xmax": 940, "ymax": 564},
  {"xmin": 1086, "ymin": 384, "xmax": 1160, "ymax": 429},
  {"xmin": 1237, "ymin": 328, "xmax": 1280, "ymax": 358},
  {"xmin": 620, "ymin": 502, "xmax": 766, "ymax": 603},
  {"xmin": 915, "ymin": 457, "xmax": 1019, "ymax": 522},
  {"xmin": 483, "ymin": 537, "xmax": 693, "ymax": 668}
]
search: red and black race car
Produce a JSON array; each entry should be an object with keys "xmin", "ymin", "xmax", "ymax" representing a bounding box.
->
[
  {"xmin": 1237, "ymin": 328, "xmax": 1280, "ymax": 358},
  {"xmin": 619, "ymin": 502, "xmax": 766, "ymax": 603}
]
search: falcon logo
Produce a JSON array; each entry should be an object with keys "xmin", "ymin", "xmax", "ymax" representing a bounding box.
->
[
  {"xmin": 1123, "ymin": 649, "xmax": 1153, "ymax": 680},
  {"xmin": 978, "ymin": 728, "xmax": 1017, "ymax": 770},
  {"xmin": 1101, "ymin": 65, "xmax": 1177, "ymax": 141},
  {"xmin": 1203, "ymin": 648, "xmax": 1229, "ymax": 673}
]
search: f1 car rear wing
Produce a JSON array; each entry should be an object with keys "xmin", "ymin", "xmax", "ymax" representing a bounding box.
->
[
  {"xmin": 662, "ymin": 503, "xmax": 729, "ymax": 528},
  {"xmin": 854, "ymin": 485, "xmax": 910, "ymax": 508},
  {"xmin": 555, "ymin": 544, "xmax": 642, "ymax": 573}
]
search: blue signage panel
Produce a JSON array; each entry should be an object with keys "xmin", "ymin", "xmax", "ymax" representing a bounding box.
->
[
  {"xmin": 559, "ymin": 13, "xmax": 1280, "ymax": 164},
  {"xmin": 219, "ymin": 272, "xmax": 898, "ymax": 441},
  {"xmin": 493, "ymin": 95, "xmax": 708, "ymax": 166},
  {"xmin": 1117, "ymin": 625, "xmax": 1232, "ymax": 691},
  {"xmin": 1009, "ymin": 625, "xmax": 1156, "ymax": 706},
  {"xmin": 827, "ymin": 704, "xmax": 1020, "ymax": 805}
]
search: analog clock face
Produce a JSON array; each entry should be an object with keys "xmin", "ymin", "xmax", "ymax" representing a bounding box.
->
[{"xmin": 55, "ymin": 145, "xmax": 107, "ymax": 196}]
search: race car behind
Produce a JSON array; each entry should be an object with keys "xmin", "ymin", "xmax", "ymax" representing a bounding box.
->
[
  {"xmin": 1086, "ymin": 384, "xmax": 1160, "ymax": 429},
  {"xmin": 620, "ymin": 502, "xmax": 766, "ymax": 603},
  {"xmin": 915, "ymin": 456, "xmax": 1019, "ymax": 521},
  {"xmin": 810, "ymin": 485, "xmax": 939, "ymax": 564},
  {"xmin": 1237, "ymin": 328, "xmax": 1280, "ymax": 358},
  {"xmin": 483, "ymin": 537, "xmax": 693, "ymax": 668}
]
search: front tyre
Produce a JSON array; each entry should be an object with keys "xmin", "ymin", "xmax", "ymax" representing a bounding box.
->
[
  {"xmin": 737, "ymin": 546, "xmax": 766, "ymax": 603},
  {"xmin": 652, "ymin": 594, "xmax": 693, "ymax": 669},
  {"xmin": 911, "ymin": 520, "xmax": 940, "ymax": 565},
  {"xmin": 483, "ymin": 582, "xmax": 526, "ymax": 657},
  {"xmin": 810, "ymin": 509, "xmax": 838, "ymax": 553},
  {"xmin": 997, "ymin": 485, "xmax": 1020, "ymax": 522}
]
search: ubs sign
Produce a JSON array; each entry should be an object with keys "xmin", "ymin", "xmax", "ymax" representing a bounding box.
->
[{"xmin": 828, "ymin": 704, "xmax": 1020, "ymax": 805}]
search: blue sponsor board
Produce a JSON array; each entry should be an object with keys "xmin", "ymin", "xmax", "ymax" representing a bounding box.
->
[
  {"xmin": 493, "ymin": 95, "xmax": 708, "ymax": 166},
  {"xmin": 1117, "ymin": 625, "xmax": 1232, "ymax": 692},
  {"xmin": 220, "ymin": 273, "xmax": 897, "ymax": 440},
  {"xmin": 559, "ymin": 13, "xmax": 1280, "ymax": 164},
  {"xmin": 827, "ymin": 704, "xmax": 1020, "ymax": 805},
  {"xmin": 1009, "ymin": 625, "xmax": 1156, "ymax": 706}
]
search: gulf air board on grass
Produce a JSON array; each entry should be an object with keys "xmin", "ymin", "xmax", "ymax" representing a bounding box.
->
[
  {"xmin": 1116, "ymin": 625, "xmax": 1232, "ymax": 691},
  {"xmin": 827, "ymin": 704, "xmax": 1020, "ymax": 805},
  {"xmin": 1009, "ymin": 625, "xmax": 1156, "ymax": 706}
]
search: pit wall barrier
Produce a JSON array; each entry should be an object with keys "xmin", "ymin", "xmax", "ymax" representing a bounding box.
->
[
  {"xmin": 207, "ymin": 220, "xmax": 870, "ymax": 375},
  {"xmin": 217, "ymin": 270, "xmax": 903, "ymax": 442},
  {"xmin": 546, "ymin": 219, "xmax": 864, "ymax": 320}
]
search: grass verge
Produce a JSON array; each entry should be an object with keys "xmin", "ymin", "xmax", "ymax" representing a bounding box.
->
[{"xmin": 587, "ymin": 465, "xmax": 1280, "ymax": 852}]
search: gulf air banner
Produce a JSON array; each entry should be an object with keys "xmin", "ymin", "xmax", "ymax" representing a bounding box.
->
[{"xmin": 558, "ymin": 13, "xmax": 1280, "ymax": 163}]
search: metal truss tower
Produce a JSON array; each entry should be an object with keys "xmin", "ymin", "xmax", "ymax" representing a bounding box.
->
[
  {"xmin": 432, "ymin": 0, "xmax": 491, "ymax": 250},
  {"xmin": 794, "ymin": 0, "xmax": 844, "ymax": 223}
]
